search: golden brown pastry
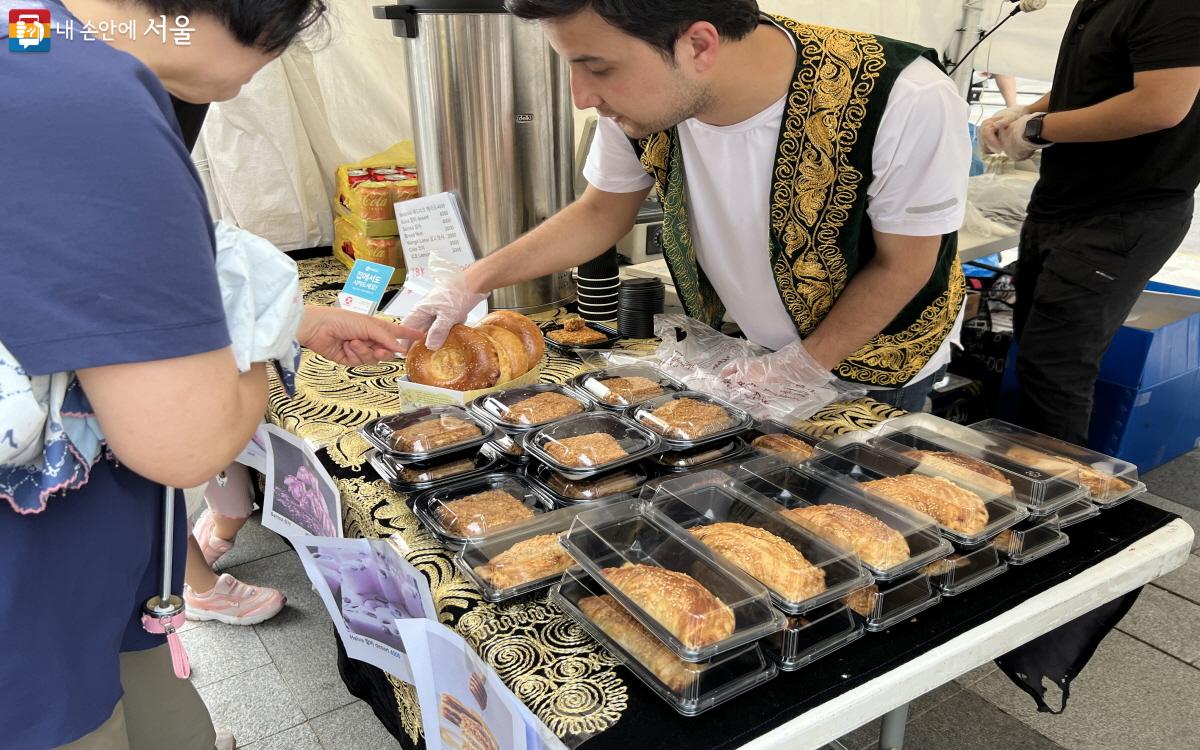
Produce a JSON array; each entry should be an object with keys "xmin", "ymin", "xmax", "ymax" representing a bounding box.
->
[
  {"xmin": 390, "ymin": 415, "xmax": 483, "ymax": 453},
  {"xmin": 992, "ymin": 528, "xmax": 1016, "ymax": 553},
  {"xmin": 579, "ymin": 595, "xmax": 700, "ymax": 692},
  {"xmin": 435, "ymin": 490, "xmax": 535, "ymax": 537},
  {"xmin": 639, "ymin": 397, "xmax": 733, "ymax": 440},
  {"xmin": 861, "ymin": 475, "xmax": 989, "ymax": 536},
  {"xmin": 548, "ymin": 317, "xmax": 609, "ymax": 346},
  {"xmin": 689, "ymin": 523, "xmax": 827, "ymax": 601},
  {"xmin": 922, "ymin": 554, "xmax": 971, "ymax": 577},
  {"xmin": 843, "ymin": 585, "xmax": 879, "ymax": 618},
  {"xmin": 601, "ymin": 563, "xmax": 735, "ymax": 649},
  {"xmin": 398, "ymin": 457, "xmax": 477, "ymax": 484},
  {"xmin": 596, "ymin": 375, "xmax": 665, "ymax": 405},
  {"xmin": 476, "ymin": 324, "xmax": 528, "ymax": 385},
  {"xmin": 478, "ymin": 310, "xmax": 545, "ymax": 371},
  {"xmin": 1004, "ymin": 445, "xmax": 1133, "ymax": 499},
  {"xmin": 901, "ymin": 449, "xmax": 1013, "ymax": 496},
  {"xmin": 473, "ymin": 533, "xmax": 572, "ymax": 590},
  {"xmin": 781, "ymin": 504, "xmax": 910, "ymax": 569},
  {"xmin": 406, "ymin": 325, "xmax": 502, "ymax": 391},
  {"xmin": 546, "ymin": 470, "xmax": 641, "ymax": 499},
  {"xmin": 439, "ymin": 693, "xmax": 499, "ymax": 750},
  {"xmin": 500, "ymin": 391, "xmax": 584, "ymax": 425},
  {"xmin": 544, "ymin": 432, "xmax": 629, "ymax": 468},
  {"xmin": 752, "ymin": 433, "xmax": 814, "ymax": 464}
]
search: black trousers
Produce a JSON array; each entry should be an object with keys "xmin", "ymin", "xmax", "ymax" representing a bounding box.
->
[{"xmin": 1014, "ymin": 197, "xmax": 1194, "ymax": 446}]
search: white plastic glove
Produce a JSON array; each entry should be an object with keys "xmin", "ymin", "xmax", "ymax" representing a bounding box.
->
[
  {"xmin": 399, "ymin": 253, "xmax": 488, "ymax": 351},
  {"xmin": 712, "ymin": 339, "xmax": 843, "ymax": 422},
  {"xmin": 997, "ymin": 113, "xmax": 1045, "ymax": 162},
  {"xmin": 979, "ymin": 105, "xmax": 1027, "ymax": 155}
]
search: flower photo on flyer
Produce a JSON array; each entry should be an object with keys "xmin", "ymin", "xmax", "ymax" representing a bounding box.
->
[{"xmin": 262, "ymin": 424, "xmax": 341, "ymax": 540}]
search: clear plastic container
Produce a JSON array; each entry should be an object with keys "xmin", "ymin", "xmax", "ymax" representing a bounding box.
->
[
  {"xmin": 571, "ymin": 365, "xmax": 686, "ymax": 410},
  {"xmin": 526, "ymin": 462, "xmax": 647, "ymax": 505},
  {"xmin": 921, "ymin": 544, "xmax": 1008, "ymax": 596},
  {"xmin": 486, "ymin": 433, "xmax": 530, "ymax": 466},
  {"xmin": 992, "ymin": 516, "xmax": 1070, "ymax": 566},
  {"xmin": 629, "ymin": 391, "xmax": 754, "ymax": 449},
  {"xmin": 809, "ymin": 433, "xmax": 1030, "ymax": 548},
  {"xmin": 735, "ymin": 456, "xmax": 954, "ymax": 582},
  {"xmin": 871, "ymin": 413, "xmax": 1088, "ymax": 517},
  {"xmin": 544, "ymin": 321, "xmax": 621, "ymax": 353},
  {"xmin": 368, "ymin": 446, "xmax": 502, "ymax": 492},
  {"xmin": 360, "ymin": 406, "xmax": 495, "ymax": 462},
  {"xmin": 561, "ymin": 499, "xmax": 787, "ymax": 662},
  {"xmin": 647, "ymin": 437, "xmax": 751, "ymax": 473},
  {"xmin": 642, "ymin": 472, "xmax": 873, "ymax": 615},
  {"xmin": 523, "ymin": 412, "xmax": 662, "ymax": 480},
  {"xmin": 456, "ymin": 498, "xmax": 630, "ymax": 602},
  {"xmin": 552, "ymin": 568, "xmax": 777, "ymax": 716},
  {"xmin": 470, "ymin": 384, "xmax": 591, "ymax": 431},
  {"xmin": 764, "ymin": 602, "xmax": 864, "ymax": 672},
  {"xmin": 970, "ymin": 419, "xmax": 1147, "ymax": 507},
  {"xmin": 1055, "ymin": 498, "xmax": 1101, "ymax": 528},
  {"xmin": 843, "ymin": 573, "xmax": 941, "ymax": 632},
  {"xmin": 743, "ymin": 421, "xmax": 822, "ymax": 466},
  {"xmin": 411, "ymin": 473, "xmax": 557, "ymax": 547}
]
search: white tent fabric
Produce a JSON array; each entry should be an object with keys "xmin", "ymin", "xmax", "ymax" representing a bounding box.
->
[{"xmin": 196, "ymin": 0, "xmax": 1070, "ymax": 250}]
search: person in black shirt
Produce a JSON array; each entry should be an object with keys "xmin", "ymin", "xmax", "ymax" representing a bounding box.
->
[{"xmin": 980, "ymin": 0, "xmax": 1200, "ymax": 446}]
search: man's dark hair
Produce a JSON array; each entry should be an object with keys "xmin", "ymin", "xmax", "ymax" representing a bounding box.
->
[
  {"xmin": 505, "ymin": 0, "xmax": 760, "ymax": 57},
  {"xmin": 135, "ymin": 1, "xmax": 327, "ymax": 53}
]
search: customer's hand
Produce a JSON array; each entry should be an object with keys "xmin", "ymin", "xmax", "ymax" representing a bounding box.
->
[
  {"xmin": 979, "ymin": 105, "xmax": 1027, "ymax": 155},
  {"xmin": 399, "ymin": 253, "xmax": 489, "ymax": 352},
  {"xmin": 297, "ymin": 305, "xmax": 422, "ymax": 366}
]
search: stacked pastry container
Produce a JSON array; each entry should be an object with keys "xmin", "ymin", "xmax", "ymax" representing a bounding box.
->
[
  {"xmin": 469, "ymin": 383, "xmax": 595, "ymax": 468},
  {"xmin": 362, "ymin": 406, "xmax": 503, "ymax": 492}
]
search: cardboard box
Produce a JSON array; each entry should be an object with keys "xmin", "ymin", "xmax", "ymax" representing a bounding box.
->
[
  {"xmin": 333, "ymin": 216, "xmax": 406, "ymax": 285},
  {"xmin": 334, "ymin": 142, "xmax": 420, "ymax": 237},
  {"xmin": 397, "ymin": 363, "xmax": 544, "ymax": 408}
]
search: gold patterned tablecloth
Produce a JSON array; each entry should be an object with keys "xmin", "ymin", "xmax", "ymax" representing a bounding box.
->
[{"xmin": 268, "ymin": 257, "xmax": 904, "ymax": 746}]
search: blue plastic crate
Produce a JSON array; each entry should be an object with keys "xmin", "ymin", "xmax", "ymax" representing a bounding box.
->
[
  {"xmin": 1097, "ymin": 292, "xmax": 1200, "ymax": 388},
  {"xmin": 1090, "ymin": 369, "xmax": 1200, "ymax": 471}
]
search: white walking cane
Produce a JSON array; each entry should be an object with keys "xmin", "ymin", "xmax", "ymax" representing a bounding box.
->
[{"xmin": 141, "ymin": 485, "xmax": 192, "ymax": 679}]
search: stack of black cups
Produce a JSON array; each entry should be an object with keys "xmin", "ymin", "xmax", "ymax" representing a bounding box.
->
[
  {"xmin": 576, "ymin": 248, "xmax": 621, "ymax": 323},
  {"xmin": 617, "ymin": 277, "xmax": 665, "ymax": 339}
]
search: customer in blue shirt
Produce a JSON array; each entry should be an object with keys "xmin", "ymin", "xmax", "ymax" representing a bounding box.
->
[{"xmin": 0, "ymin": 1, "xmax": 419, "ymax": 748}]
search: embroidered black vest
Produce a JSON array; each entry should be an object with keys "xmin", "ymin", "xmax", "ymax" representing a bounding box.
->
[{"xmin": 633, "ymin": 17, "xmax": 965, "ymax": 387}]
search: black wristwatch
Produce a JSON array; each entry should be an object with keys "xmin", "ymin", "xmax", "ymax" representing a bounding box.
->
[{"xmin": 1023, "ymin": 113, "xmax": 1052, "ymax": 147}]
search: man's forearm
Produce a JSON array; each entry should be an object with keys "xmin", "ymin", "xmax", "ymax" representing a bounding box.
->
[
  {"xmin": 1041, "ymin": 69, "xmax": 1200, "ymax": 143},
  {"xmin": 802, "ymin": 237, "xmax": 941, "ymax": 371},
  {"xmin": 464, "ymin": 187, "xmax": 647, "ymax": 294}
]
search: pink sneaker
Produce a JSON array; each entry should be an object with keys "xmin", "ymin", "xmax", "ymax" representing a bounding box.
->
[
  {"xmin": 184, "ymin": 573, "xmax": 286, "ymax": 626},
  {"xmin": 193, "ymin": 509, "xmax": 234, "ymax": 567}
]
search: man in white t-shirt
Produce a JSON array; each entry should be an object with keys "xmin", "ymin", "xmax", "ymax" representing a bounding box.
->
[{"xmin": 401, "ymin": 0, "xmax": 970, "ymax": 410}]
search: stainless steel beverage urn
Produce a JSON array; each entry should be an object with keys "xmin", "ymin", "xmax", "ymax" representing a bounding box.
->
[{"xmin": 374, "ymin": 1, "xmax": 575, "ymax": 312}]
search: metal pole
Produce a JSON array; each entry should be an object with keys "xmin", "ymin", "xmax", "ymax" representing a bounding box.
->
[
  {"xmin": 878, "ymin": 702, "xmax": 910, "ymax": 750},
  {"xmin": 160, "ymin": 485, "xmax": 175, "ymax": 602},
  {"xmin": 951, "ymin": 0, "xmax": 986, "ymax": 100}
]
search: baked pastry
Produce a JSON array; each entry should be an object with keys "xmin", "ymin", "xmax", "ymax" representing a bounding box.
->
[
  {"xmin": 476, "ymin": 324, "xmax": 528, "ymax": 385},
  {"xmin": 595, "ymin": 375, "xmax": 665, "ymax": 405},
  {"xmin": 579, "ymin": 594, "xmax": 699, "ymax": 692},
  {"xmin": 639, "ymin": 397, "xmax": 733, "ymax": 440},
  {"xmin": 656, "ymin": 441, "xmax": 737, "ymax": 468},
  {"xmin": 601, "ymin": 563, "xmax": 735, "ymax": 649},
  {"xmin": 479, "ymin": 310, "xmax": 545, "ymax": 370},
  {"xmin": 901, "ymin": 449, "xmax": 1012, "ymax": 496},
  {"xmin": 752, "ymin": 433, "xmax": 814, "ymax": 464},
  {"xmin": 843, "ymin": 585, "xmax": 879, "ymax": 618},
  {"xmin": 548, "ymin": 317, "xmax": 609, "ymax": 346},
  {"xmin": 544, "ymin": 432, "xmax": 629, "ymax": 468},
  {"xmin": 861, "ymin": 475, "xmax": 989, "ymax": 536},
  {"xmin": 439, "ymin": 693, "xmax": 499, "ymax": 750},
  {"xmin": 922, "ymin": 553, "xmax": 970, "ymax": 577},
  {"xmin": 1004, "ymin": 445, "xmax": 1132, "ymax": 499},
  {"xmin": 435, "ymin": 489, "xmax": 535, "ymax": 537},
  {"xmin": 473, "ymin": 533, "xmax": 572, "ymax": 590},
  {"xmin": 501, "ymin": 391, "xmax": 585, "ymax": 426},
  {"xmin": 390, "ymin": 415, "xmax": 482, "ymax": 453},
  {"xmin": 781, "ymin": 504, "xmax": 910, "ymax": 569},
  {"xmin": 546, "ymin": 469, "xmax": 642, "ymax": 499},
  {"xmin": 689, "ymin": 522, "xmax": 827, "ymax": 601},
  {"xmin": 407, "ymin": 325, "xmax": 501, "ymax": 391},
  {"xmin": 398, "ymin": 457, "xmax": 477, "ymax": 484}
]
